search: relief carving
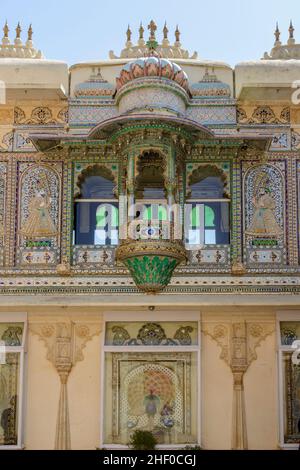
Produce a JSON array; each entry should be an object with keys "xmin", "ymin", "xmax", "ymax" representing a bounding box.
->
[
  {"xmin": 203, "ymin": 318, "xmax": 274, "ymax": 450},
  {"xmin": 30, "ymin": 318, "xmax": 103, "ymax": 449}
]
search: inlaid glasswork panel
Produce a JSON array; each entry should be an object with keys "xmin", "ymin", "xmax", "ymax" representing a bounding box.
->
[
  {"xmin": 280, "ymin": 322, "xmax": 300, "ymax": 346},
  {"xmin": 0, "ymin": 353, "xmax": 20, "ymax": 445},
  {"xmin": 105, "ymin": 321, "xmax": 198, "ymax": 346},
  {"xmin": 0, "ymin": 323, "xmax": 24, "ymax": 347},
  {"xmin": 282, "ymin": 352, "xmax": 300, "ymax": 444},
  {"xmin": 104, "ymin": 352, "xmax": 198, "ymax": 445}
]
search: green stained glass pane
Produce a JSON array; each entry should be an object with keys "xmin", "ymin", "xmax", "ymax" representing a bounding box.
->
[
  {"xmin": 205, "ymin": 206, "xmax": 215, "ymax": 227},
  {"xmin": 96, "ymin": 205, "xmax": 118, "ymax": 228},
  {"xmin": 96, "ymin": 206, "xmax": 107, "ymax": 227},
  {"xmin": 191, "ymin": 207, "xmax": 200, "ymax": 227},
  {"xmin": 143, "ymin": 206, "xmax": 167, "ymax": 221},
  {"xmin": 111, "ymin": 206, "xmax": 118, "ymax": 227},
  {"xmin": 143, "ymin": 207, "xmax": 151, "ymax": 221},
  {"xmin": 158, "ymin": 206, "xmax": 167, "ymax": 221}
]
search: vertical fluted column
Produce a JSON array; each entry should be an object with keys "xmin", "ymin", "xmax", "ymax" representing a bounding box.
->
[
  {"xmin": 30, "ymin": 318, "xmax": 103, "ymax": 451},
  {"xmin": 55, "ymin": 367, "xmax": 72, "ymax": 450},
  {"xmin": 202, "ymin": 317, "xmax": 274, "ymax": 451},
  {"xmin": 127, "ymin": 151, "xmax": 135, "ymax": 222},
  {"xmin": 232, "ymin": 371, "xmax": 247, "ymax": 450},
  {"xmin": 231, "ymin": 155, "xmax": 245, "ymax": 275}
]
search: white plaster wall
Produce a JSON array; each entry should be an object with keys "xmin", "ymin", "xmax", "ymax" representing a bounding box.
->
[
  {"xmin": 201, "ymin": 333, "xmax": 233, "ymax": 449},
  {"xmin": 69, "ymin": 61, "xmax": 233, "ymax": 97},
  {"xmin": 0, "ymin": 59, "xmax": 69, "ymax": 92},
  {"xmin": 68, "ymin": 335, "xmax": 101, "ymax": 450},
  {"xmin": 235, "ymin": 60, "xmax": 300, "ymax": 98},
  {"xmin": 25, "ymin": 331, "xmax": 60, "ymax": 450},
  {"xmin": 244, "ymin": 331, "xmax": 278, "ymax": 450}
]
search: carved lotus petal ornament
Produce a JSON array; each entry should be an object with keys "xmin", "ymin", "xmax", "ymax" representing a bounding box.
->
[{"xmin": 116, "ymin": 239, "xmax": 187, "ymax": 293}]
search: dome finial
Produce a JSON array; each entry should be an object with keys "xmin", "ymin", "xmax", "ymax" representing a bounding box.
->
[
  {"xmin": 138, "ymin": 22, "xmax": 145, "ymax": 46},
  {"xmin": 126, "ymin": 24, "xmax": 132, "ymax": 44},
  {"xmin": 163, "ymin": 22, "xmax": 168, "ymax": 40},
  {"xmin": 274, "ymin": 22, "xmax": 281, "ymax": 46},
  {"xmin": 3, "ymin": 20, "xmax": 9, "ymax": 38},
  {"xmin": 148, "ymin": 19, "xmax": 157, "ymax": 40},
  {"xmin": 27, "ymin": 24, "xmax": 33, "ymax": 41},
  {"xmin": 175, "ymin": 25, "xmax": 180, "ymax": 44},
  {"xmin": 16, "ymin": 22, "xmax": 21, "ymax": 39},
  {"xmin": 288, "ymin": 19, "xmax": 295, "ymax": 45},
  {"xmin": 2, "ymin": 20, "xmax": 10, "ymax": 45},
  {"xmin": 139, "ymin": 22, "xmax": 144, "ymax": 40}
]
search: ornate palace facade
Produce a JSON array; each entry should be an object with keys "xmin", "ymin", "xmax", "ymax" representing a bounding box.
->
[{"xmin": 0, "ymin": 19, "xmax": 300, "ymax": 450}]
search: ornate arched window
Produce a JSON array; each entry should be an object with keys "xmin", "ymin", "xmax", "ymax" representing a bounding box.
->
[
  {"xmin": 135, "ymin": 151, "xmax": 166, "ymax": 200},
  {"xmin": 186, "ymin": 165, "xmax": 230, "ymax": 246},
  {"xmin": 74, "ymin": 165, "xmax": 118, "ymax": 246}
]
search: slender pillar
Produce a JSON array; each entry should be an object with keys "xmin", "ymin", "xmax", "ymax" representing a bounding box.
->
[
  {"xmin": 55, "ymin": 367, "xmax": 72, "ymax": 450},
  {"xmin": 231, "ymin": 371, "xmax": 247, "ymax": 450},
  {"xmin": 127, "ymin": 152, "xmax": 135, "ymax": 222}
]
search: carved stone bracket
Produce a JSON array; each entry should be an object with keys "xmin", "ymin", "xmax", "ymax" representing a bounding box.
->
[
  {"xmin": 202, "ymin": 317, "xmax": 274, "ymax": 449},
  {"xmin": 30, "ymin": 318, "xmax": 103, "ymax": 449}
]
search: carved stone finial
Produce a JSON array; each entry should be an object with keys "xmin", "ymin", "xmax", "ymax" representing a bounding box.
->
[
  {"xmin": 175, "ymin": 24, "xmax": 180, "ymax": 43},
  {"xmin": 139, "ymin": 22, "xmax": 144, "ymax": 40},
  {"xmin": 28, "ymin": 24, "xmax": 33, "ymax": 41},
  {"xmin": 3, "ymin": 21, "xmax": 9, "ymax": 38},
  {"xmin": 16, "ymin": 22, "xmax": 21, "ymax": 39},
  {"xmin": 274, "ymin": 22, "xmax": 281, "ymax": 46},
  {"xmin": 126, "ymin": 24, "xmax": 132, "ymax": 44},
  {"xmin": 163, "ymin": 21, "xmax": 168, "ymax": 40},
  {"xmin": 288, "ymin": 19, "xmax": 295, "ymax": 45},
  {"xmin": 148, "ymin": 19, "xmax": 157, "ymax": 40}
]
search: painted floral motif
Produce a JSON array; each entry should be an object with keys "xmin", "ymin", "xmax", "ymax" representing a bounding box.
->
[
  {"xmin": 109, "ymin": 322, "xmax": 195, "ymax": 346},
  {"xmin": 0, "ymin": 163, "xmax": 6, "ymax": 247},
  {"xmin": 137, "ymin": 323, "xmax": 167, "ymax": 345}
]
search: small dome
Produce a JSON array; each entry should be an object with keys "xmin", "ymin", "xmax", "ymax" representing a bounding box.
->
[
  {"xmin": 116, "ymin": 56, "xmax": 189, "ymax": 92},
  {"xmin": 190, "ymin": 68, "xmax": 231, "ymax": 99},
  {"xmin": 74, "ymin": 68, "xmax": 114, "ymax": 98}
]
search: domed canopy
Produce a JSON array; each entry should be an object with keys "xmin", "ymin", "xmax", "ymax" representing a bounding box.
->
[
  {"xmin": 74, "ymin": 68, "xmax": 114, "ymax": 98},
  {"xmin": 116, "ymin": 56, "xmax": 189, "ymax": 93},
  {"xmin": 190, "ymin": 68, "xmax": 231, "ymax": 99}
]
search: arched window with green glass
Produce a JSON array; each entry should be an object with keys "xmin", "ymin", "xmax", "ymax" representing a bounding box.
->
[
  {"xmin": 74, "ymin": 165, "xmax": 118, "ymax": 246},
  {"xmin": 186, "ymin": 165, "xmax": 230, "ymax": 246}
]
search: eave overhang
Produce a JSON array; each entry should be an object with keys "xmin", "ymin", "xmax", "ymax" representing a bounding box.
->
[{"xmin": 29, "ymin": 113, "xmax": 272, "ymax": 152}]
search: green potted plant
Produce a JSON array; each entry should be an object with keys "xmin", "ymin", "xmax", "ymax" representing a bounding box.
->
[{"xmin": 128, "ymin": 430, "xmax": 157, "ymax": 450}]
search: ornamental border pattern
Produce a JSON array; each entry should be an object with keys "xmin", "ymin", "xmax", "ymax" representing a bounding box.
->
[{"xmin": 0, "ymin": 148, "xmax": 299, "ymax": 276}]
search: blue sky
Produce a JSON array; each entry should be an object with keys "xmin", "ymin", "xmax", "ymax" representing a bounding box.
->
[{"xmin": 1, "ymin": 0, "xmax": 299, "ymax": 65}]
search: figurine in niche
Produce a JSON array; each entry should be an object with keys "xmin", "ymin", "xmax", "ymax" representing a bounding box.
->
[
  {"xmin": 20, "ymin": 189, "xmax": 56, "ymax": 238},
  {"xmin": 246, "ymin": 175, "xmax": 282, "ymax": 237},
  {"xmin": 144, "ymin": 389, "xmax": 160, "ymax": 431}
]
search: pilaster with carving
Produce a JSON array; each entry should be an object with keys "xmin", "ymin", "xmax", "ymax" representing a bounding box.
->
[
  {"xmin": 202, "ymin": 317, "xmax": 274, "ymax": 449},
  {"xmin": 30, "ymin": 317, "xmax": 103, "ymax": 449}
]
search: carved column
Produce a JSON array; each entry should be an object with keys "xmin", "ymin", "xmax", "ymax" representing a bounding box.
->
[
  {"xmin": 127, "ymin": 151, "xmax": 135, "ymax": 213},
  {"xmin": 231, "ymin": 155, "xmax": 245, "ymax": 275},
  {"xmin": 232, "ymin": 371, "xmax": 247, "ymax": 449},
  {"xmin": 202, "ymin": 317, "xmax": 274, "ymax": 450},
  {"xmin": 30, "ymin": 318, "xmax": 102, "ymax": 450}
]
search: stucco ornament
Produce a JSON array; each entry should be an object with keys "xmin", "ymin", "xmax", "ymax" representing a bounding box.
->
[
  {"xmin": 203, "ymin": 318, "xmax": 274, "ymax": 450},
  {"xmin": 30, "ymin": 319, "xmax": 103, "ymax": 449}
]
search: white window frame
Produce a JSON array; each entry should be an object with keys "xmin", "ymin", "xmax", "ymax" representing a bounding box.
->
[
  {"xmin": 185, "ymin": 199, "xmax": 230, "ymax": 248},
  {"xmin": 277, "ymin": 311, "xmax": 300, "ymax": 450},
  {"xmin": 0, "ymin": 312, "xmax": 27, "ymax": 450},
  {"xmin": 100, "ymin": 310, "xmax": 201, "ymax": 450}
]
